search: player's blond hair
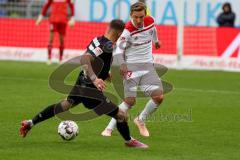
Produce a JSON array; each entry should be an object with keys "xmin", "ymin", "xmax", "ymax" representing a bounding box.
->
[{"xmin": 130, "ymin": 2, "xmax": 147, "ymax": 15}]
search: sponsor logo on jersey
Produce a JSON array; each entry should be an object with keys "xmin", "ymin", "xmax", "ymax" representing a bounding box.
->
[
  {"xmin": 120, "ymin": 37, "xmax": 126, "ymax": 41},
  {"xmin": 149, "ymin": 30, "xmax": 153, "ymax": 35}
]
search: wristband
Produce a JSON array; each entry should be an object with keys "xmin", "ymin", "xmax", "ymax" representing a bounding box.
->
[{"xmin": 90, "ymin": 74, "xmax": 97, "ymax": 81}]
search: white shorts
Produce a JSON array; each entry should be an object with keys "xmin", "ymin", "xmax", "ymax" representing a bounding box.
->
[{"xmin": 123, "ymin": 63, "xmax": 163, "ymax": 98}]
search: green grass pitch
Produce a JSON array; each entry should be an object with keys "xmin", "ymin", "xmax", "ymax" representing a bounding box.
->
[{"xmin": 0, "ymin": 61, "xmax": 239, "ymax": 160}]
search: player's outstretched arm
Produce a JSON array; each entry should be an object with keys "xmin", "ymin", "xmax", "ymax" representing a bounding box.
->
[
  {"xmin": 153, "ymin": 27, "xmax": 161, "ymax": 49},
  {"xmin": 80, "ymin": 53, "xmax": 106, "ymax": 91},
  {"xmin": 36, "ymin": 0, "xmax": 52, "ymax": 26},
  {"xmin": 119, "ymin": 63, "xmax": 128, "ymax": 77},
  {"xmin": 36, "ymin": 14, "xmax": 43, "ymax": 26},
  {"xmin": 154, "ymin": 41, "xmax": 161, "ymax": 49},
  {"xmin": 68, "ymin": 17, "xmax": 75, "ymax": 27},
  {"xmin": 114, "ymin": 29, "xmax": 131, "ymax": 77},
  {"xmin": 68, "ymin": 0, "xmax": 75, "ymax": 27}
]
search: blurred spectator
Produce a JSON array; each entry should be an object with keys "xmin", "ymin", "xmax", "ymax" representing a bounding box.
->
[{"xmin": 217, "ymin": 2, "xmax": 236, "ymax": 27}]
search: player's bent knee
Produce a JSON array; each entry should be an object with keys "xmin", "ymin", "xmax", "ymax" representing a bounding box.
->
[
  {"xmin": 116, "ymin": 109, "xmax": 128, "ymax": 122},
  {"xmin": 60, "ymin": 100, "xmax": 72, "ymax": 111},
  {"xmin": 124, "ymin": 97, "xmax": 136, "ymax": 107},
  {"xmin": 151, "ymin": 93, "xmax": 164, "ymax": 104}
]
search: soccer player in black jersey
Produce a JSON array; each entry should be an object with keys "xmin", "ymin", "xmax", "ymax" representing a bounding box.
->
[{"xmin": 20, "ymin": 19, "xmax": 148, "ymax": 148}]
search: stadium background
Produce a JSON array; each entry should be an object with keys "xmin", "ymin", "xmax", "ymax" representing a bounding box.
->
[
  {"xmin": 0, "ymin": 0, "xmax": 239, "ymax": 71},
  {"xmin": 0, "ymin": 1, "xmax": 240, "ymax": 160}
]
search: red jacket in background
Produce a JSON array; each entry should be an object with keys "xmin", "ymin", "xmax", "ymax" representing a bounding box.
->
[{"xmin": 41, "ymin": 0, "xmax": 74, "ymax": 23}]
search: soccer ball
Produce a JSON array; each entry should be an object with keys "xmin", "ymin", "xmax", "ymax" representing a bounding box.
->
[{"xmin": 58, "ymin": 120, "xmax": 79, "ymax": 141}]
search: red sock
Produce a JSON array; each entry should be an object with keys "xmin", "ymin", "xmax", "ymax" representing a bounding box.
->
[
  {"xmin": 59, "ymin": 45, "xmax": 64, "ymax": 62},
  {"xmin": 47, "ymin": 44, "xmax": 53, "ymax": 60}
]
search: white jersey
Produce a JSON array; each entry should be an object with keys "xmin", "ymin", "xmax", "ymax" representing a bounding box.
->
[{"xmin": 115, "ymin": 16, "xmax": 159, "ymax": 64}]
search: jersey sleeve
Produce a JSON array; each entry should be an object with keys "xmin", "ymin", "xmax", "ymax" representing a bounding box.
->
[
  {"xmin": 114, "ymin": 29, "xmax": 131, "ymax": 56},
  {"xmin": 86, "ymin": 37, "xmax": 104, "ymax": 57},
  {"xmin": 147, "ymin": 16, "xmax": 159, "ymax": 43},
  {"xmin": 41, "ymin": 0, "xmax": 52, "ymax": 16},
  {"xmin": 152, "ymin": 27, "xmax": 159, "ymax": 43},
  {"xmin": 113, "ymin": 29, "xmax": 131, "ymax": 64}
]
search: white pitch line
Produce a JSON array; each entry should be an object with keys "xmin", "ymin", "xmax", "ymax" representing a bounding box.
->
[
  {"xmin": 0, "ymin": 76, "xmax": 48, "ymax": 82},
  {"xmin": 174, "ymin": 87, "xmax": 240, "ymax": 95},
  {"xmin": 1, "ymin": 76, "xmax": 240, "ymax": 95}
]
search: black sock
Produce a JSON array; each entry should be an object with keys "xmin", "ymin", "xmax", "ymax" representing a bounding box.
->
[
  {"xmin": 32, "ymin": 103, "xmax": 64, "ymax": 125},
  {"xmin": 116, "ymin": 121, "xmax": 131, "ymax": 141}
]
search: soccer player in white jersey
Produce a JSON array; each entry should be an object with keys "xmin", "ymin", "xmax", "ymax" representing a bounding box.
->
[{"xmin": 101, "ymin": 2, "xmax": 163, "ymax": 137}]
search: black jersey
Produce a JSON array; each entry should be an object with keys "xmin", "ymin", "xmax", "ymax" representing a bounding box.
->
[
  {"xmin": 67, "ymin": 36, "xmax": 118, "ymax": 116},
  {"xmin": 80, "ymin": 36, "xmax": 113, "ymax": 81}
]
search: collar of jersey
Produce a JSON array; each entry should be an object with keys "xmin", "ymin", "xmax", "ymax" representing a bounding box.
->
[{"xmin": 131, "ymin": 19, "xmax": 144, "ymax": 30}]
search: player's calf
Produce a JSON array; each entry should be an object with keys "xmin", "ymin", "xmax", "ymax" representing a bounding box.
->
[
  {"xmin": 101, "ymin": 102, "xmax": 131, "ymax": 136},
  {"xmin": 20, "ymin": 100, "xmax": 73, "ymax": 138}
]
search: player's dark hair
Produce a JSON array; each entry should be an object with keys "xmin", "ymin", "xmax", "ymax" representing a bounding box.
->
[
  {"xmin": 109, "ymin": 19, "xmax": 125, "ymax": 32},
  {"xmin": 130, "ymin": 2, "xmax": 147, "ymax": 15}
]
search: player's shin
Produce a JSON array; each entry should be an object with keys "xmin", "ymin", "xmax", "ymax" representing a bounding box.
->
[
  {"xmin": 112, "ymin": 109, "xmax": 131, "ymax": 141},
  {"xmin": 106, "ymin": 118, "xmax": 117, "ymax": 130},
  {"xmin": 106, "ymin": 102, "xmax": 130, "ymax": 130},
  {"xmin": 138, "ymin": 99, "xmax": 159, "ymax": 122},
  {"xmin": 47, "ymin": 44, "xmax": 53, "ymax": 60},
  {"xmin": 59, "ymin": 45, "xmax": 64, "ymax": 62},
  {"xmin": 116, "ymin": 121, "xmax": 131, "ymax": 141},
  {"xmin": 32, "ymin": 102, "xmax": 65, "ymax": 126}
]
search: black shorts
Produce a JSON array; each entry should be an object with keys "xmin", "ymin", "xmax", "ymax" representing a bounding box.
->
[{"xmin": 67, "ymin": 75, "xmax": 119, "ymax": 117}]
